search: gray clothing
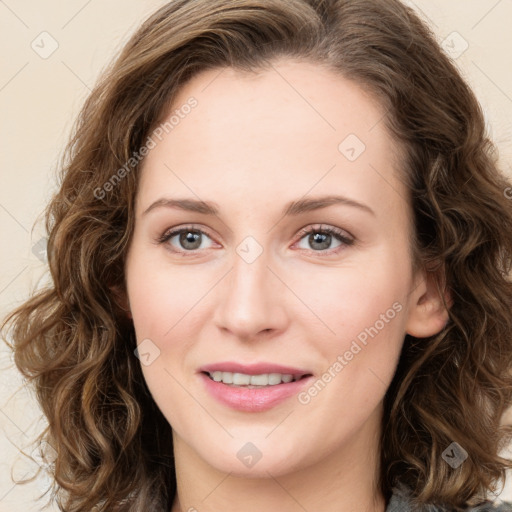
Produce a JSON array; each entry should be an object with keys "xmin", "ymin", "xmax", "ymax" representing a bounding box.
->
[{"xmin": 386, "ymin": 483, "xmax": 512, "ymax": 511}]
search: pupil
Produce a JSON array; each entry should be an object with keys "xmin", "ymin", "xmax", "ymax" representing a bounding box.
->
[{"xmin": 181, "ymin": 231, "xmax": 200, "ymax": 249}]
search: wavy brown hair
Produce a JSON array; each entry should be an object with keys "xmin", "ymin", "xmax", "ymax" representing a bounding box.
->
[{"xmin": 2, "ymin": 0, "xmax": 512, "ymax": 510}]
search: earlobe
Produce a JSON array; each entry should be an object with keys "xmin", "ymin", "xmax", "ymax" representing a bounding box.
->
[{"xmin": 405, "ymin": 263, "xmax": 452, "ymax": 338}]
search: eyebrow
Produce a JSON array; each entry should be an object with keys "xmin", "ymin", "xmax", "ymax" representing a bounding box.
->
[{"xmin": 142, "ymin": 194, "xmax": 375, "ymax": 217}]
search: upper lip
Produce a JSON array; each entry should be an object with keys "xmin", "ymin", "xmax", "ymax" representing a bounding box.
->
[{"xmin": 199, "ymin": 361, "xmax": 312, "ymax": 379}]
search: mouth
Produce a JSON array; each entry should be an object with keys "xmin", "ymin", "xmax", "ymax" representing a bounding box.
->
[
  {"xmin": 201, "ymin": 370, "xmax": 312, "ymax": 388},
  {"xmin": 199, "ymin": 368, "xmax": 315, "ymax": 412}
]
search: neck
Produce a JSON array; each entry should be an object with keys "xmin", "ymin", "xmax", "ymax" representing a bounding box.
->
[{"xmin": 169, "ymin": 403, "xmax": 387, "ymax": 512}]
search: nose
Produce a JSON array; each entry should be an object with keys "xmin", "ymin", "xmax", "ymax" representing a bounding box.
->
[{"xmin": 212, "ymin": 245, "xmax": 289, "ymax": 341}]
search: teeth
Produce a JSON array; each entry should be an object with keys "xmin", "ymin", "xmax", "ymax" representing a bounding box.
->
[
  {"xmin": 209, "ymin": 371, "xmax": 298, "ymax": 386},
  {"xmin": 233, "ymin": 373, "xmax": 251, "ymax": 385}
]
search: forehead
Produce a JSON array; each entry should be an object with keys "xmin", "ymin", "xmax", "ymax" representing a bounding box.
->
[
  {"xmin": 137, "ymin": 59, "xmax": 408, "ymax": 220},
  {"xmin": 168, "ymin": 59, "xmax": 389, "ymax": 151}
]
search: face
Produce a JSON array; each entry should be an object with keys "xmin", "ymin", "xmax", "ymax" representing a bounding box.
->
[{"xmin": 123, "ymin": 58, "xmax": 439, "ymax": 478}]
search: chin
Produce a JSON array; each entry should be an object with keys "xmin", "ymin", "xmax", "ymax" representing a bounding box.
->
[{"xmin": 200, "ymin": 443, "xmax": 306, "ymax": 479}]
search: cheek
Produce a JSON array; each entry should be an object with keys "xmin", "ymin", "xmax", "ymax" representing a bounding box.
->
[
  {"xmin": 292, "ymin": 254, "xmax": 408, "ymax": 337},
  {"xmin": 125, "ymin": 246, "xmax": 206, "ymax": 339},
  {"xmin": 290, "ymin": 252, "xmax": 409, "ymax": 388},
  {"xmin": 125, "ymin": 251, "xmax": 201, "ymax": 418}
]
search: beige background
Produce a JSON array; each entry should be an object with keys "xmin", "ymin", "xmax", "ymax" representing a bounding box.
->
[{"xmin": 1, "ymin": 0, "xmax": 511, "ymax": 510}]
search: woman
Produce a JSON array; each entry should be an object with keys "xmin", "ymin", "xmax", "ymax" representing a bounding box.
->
[{"xmin": 2, "ymin": 0, "xmax": 512, "ymax": 510}]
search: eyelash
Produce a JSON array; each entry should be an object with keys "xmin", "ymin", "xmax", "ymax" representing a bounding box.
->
[{"xmin": 156, "ymin": 224, "xmax": 355, "ymax": 257}]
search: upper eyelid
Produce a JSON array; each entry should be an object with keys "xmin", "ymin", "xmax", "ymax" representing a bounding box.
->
[{"xmin": 297, "ymin": 224, "xmax": 353, "ymax": 240}]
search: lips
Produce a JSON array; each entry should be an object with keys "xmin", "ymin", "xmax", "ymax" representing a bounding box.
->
[
  {"xmin": 198, "ymin": 361, "xmax": 312, "ymax": 380},
  {"xmin": 198, "ymin": 371, "xmax": 314, "ymax": 412}
]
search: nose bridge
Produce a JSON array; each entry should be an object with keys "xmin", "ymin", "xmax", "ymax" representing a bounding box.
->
[{"xmin": 213, "ymin": 233, "xmax": 287, "ymax": 338}]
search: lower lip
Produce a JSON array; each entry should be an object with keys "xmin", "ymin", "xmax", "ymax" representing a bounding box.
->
[{"xmin": 199, "ymin": 372, "xmax": 313, "ymax": 412}]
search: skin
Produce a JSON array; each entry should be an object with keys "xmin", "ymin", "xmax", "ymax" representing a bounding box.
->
[{"xmin": 121, "ymin": 58, "xmax": 450, "ymax": 512}]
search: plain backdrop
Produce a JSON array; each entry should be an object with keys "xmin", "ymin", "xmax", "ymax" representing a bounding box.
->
[{"xmin": 1, "ymin": 1, "xmax": 511, "ymax": 510}]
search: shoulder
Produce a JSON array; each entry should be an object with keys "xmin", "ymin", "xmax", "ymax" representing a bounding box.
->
[{"xmin": 386, "ymin": 483, "xmax": 512, "ymax": 512}]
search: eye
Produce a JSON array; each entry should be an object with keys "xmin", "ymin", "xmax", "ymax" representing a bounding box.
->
[
  {"xmin": 157, "ymin": 225, "xmax": 215, "ymax": 254},
  {"xmin": 156, "ymin": 223, "xmax": 355, "ymax": 256},
  {"xmin": 293, "ymin": 224, "xmax": 354, "ymax": 255}
]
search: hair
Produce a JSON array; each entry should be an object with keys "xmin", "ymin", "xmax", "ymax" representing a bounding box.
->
[{"xmin": 2, "ymin": 0, "xmax": 512, "ymax": 510}]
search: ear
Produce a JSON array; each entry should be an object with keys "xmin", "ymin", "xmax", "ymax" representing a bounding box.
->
[
  {"xmin": 405, "ymin": 261, "xmax": 452, "ymax": 338},
  {"xmin": 110, "ymin": 283, "xmax": 132, "ymax": 320}
]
